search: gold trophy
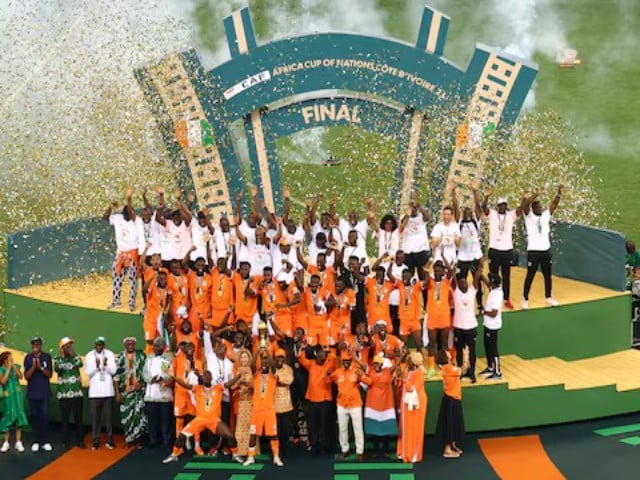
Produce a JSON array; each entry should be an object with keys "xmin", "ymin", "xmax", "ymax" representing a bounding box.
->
[{"xmin": 258, "ymin": 318, "xmax": 268, "ymax": 349}]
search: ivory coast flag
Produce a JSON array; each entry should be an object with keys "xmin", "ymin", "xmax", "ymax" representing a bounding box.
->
[{"xmin": 175, "ymin": 118, "xmax": 214, "ymax": 148}]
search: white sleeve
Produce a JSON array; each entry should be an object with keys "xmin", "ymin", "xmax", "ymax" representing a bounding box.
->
[
  {"xmin": 106, "ymin": 351, "xmax": 117, "ymax": 376},
  {"xmin": 84, "ymin": 352, "xmax": 98, "ymax": 378},
  {"xmin": 203, "ymin": 331, "xmax": 214, "ymax": 357}
]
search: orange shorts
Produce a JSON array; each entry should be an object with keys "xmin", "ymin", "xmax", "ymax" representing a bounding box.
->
[
  {"xmin": 307, "ymin": 324, "xmax": 329, "ymax": 346},
  {"xmin": 427, "ymin": 312, "xmax": 450, "ymax": 330},
  {"xmin": 399, "ymin": 319, "xmax": 421, "ymax": 337},
  {"xmin": 249, "ymin": 409, "xmax": 277, "ymax": 437},
  {"xmin": 182, "ymin": 416, "xmax": 220, "ymax": 437},
  {"xmin": 174, "ymin": 390, "xmax": 195, "ymax": 417}
]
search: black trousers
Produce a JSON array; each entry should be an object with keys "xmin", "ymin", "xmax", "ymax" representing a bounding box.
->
[
  {"xmin": 90, "ymin": 397, "xmax": 113, "ymax": 445},
  {"xmin": 306, "ymin": 401, "xmax": 333, "ymax": 454},
  {"xmin": 60, "ymin": 397, "xmax": 83, "ymax": 445},
  {"xmin": 454, "ymin": 327, "xmax": 477, "ymax": 375},
  {"xmin": 276, "ymin": 411, "xmax": 293, "ymax": 457},
  {"xmin": 523, "ymin": 250, "xmax": 553, "ymax": 299},
  {"xmin": 146, "ymin": 401, "xmax": 173, "ymax": 447},
  {"xmin": 457, "ymin": 259, "xmax": 484, "ymax": 308},
  {"xmin": 488, "ymin": 248, "xmax": 513, "ymax": 301},
  {"xmin": 389, "ymin": 305, "xmax": 400, "ymax": 336},
  {"xmin": 405, "ymin": 250, "xmax": 431, "ymax": 280},
  {"xmin": 483, "ymin": 328, "xmax": 500, "ymax": 374},
  {"xmin": 29, "ymin": 398, "xmax": 50, "ymax": 444}
]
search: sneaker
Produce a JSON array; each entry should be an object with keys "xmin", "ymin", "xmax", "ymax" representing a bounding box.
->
[
  {"xmin": 521, "ymin": 299, "xmax": 529, "ymax": 310},
  {"xmin": 426, "ymin": 367, "xmax": 436, "ymax": 379},
  {"xmin": 105, "ymin": 441, "xmax": 115, "ymax": 450},
  {"xmin": 504, "ymin": 300, "xmax": 514, "ymax": 310},
  {"xmin": 194, "ymin": 447, "xmax": 205, "ymax": 456},
  {"xmin": 162, "ymin": 454, "xmax": 178, "ymax": 464},
  {"xmin": 546, "ymin": 297, "xmax": 559, "ymax": 307},
  {"xmin": 32, "ymin": 443, "xmax": 40, "ymax": 452},
  {"xmin": 273, "ymin": 455, "xmax": 284, "ymax": 467},
  {"xmin": 107, "ymin": 302, "xmax": 122, "ymax": 310},
  {"xmin": 487, "ymin": 372, "xmax": 503, "ymax": 380},
  {"xmin": 15, "ymin": 441, "xmax": 25, "ymax": 452},
  {"xmin": 356, "ymin": 453, "xmax": 365, "ymax": 462},
  {"xmin": 207, "ymin": 448, "xmax": 218, "ymax": 457},
  {"xmin": 232, "ymin": 454, "xmax": 245, "ymax": 464},
  {"xmin": 470, "ymin": 375, "xmax": 477, "ymax": 384},
  {"xmin": 42, "ymin": 443, "xmax": 53, "ymax": 452},
  {"xmin": 1, "ymin": 441, "xmax": 10, "ymax": 453},
  {"xmin": 479, "ymin": 367, "xmax": 494, "ymax": 377},
  {"xmin": 242, "ymin": 456, "xmax": 256, "ymax": 466}
]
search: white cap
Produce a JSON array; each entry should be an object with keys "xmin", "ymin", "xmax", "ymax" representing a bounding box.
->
[{"xmin": 497, "ymin": 197, "xmax": 508, "ymax": 205}]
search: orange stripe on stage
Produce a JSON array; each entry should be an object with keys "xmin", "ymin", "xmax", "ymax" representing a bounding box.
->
[
  {"xmin": 478, "ymin": 435, "xmax": 566, "ymax": 480},
  {"xmin": 27, "ymin": 435, "xmax": 133, "ymax": 480}
]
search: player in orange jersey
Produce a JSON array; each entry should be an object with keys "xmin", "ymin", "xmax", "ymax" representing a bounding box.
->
[
  {"xmin": 302, "ymin": 274, "xmax": 335, "ymax": 346},
  {"xmin": 242, "ymin": 353, "xmax": 284, "ymax": 467}
]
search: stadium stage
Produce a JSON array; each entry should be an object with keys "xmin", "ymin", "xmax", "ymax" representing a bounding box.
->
[{"xmin": 4, "ymin": 266, "xmax": 636, "ymax": 434}]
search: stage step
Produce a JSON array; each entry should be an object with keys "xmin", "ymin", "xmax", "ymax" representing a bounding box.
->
[{"xmin": 429, "ymin": 350, "xmax": 640, "ymax": 393}]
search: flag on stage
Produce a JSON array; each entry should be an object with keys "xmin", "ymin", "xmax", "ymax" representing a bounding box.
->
[{"xmin": 175, "ymin": 118, "xmax": 214, "ymax": 148}]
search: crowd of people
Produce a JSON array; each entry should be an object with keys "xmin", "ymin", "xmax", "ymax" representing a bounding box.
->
[{"xmin": 0, "ymin": 181, "xmax": 565, "ymax": 465}]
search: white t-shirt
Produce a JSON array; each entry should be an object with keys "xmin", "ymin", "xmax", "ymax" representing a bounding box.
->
[
  {"xmin": 388, "ymin": 262, "xmax": 408, "ymax": 306},
  {"xmin": 281, "ymin": 226, "xmax": 305, "ymax": 246},
  {"xmin": 401, "ymin": 215, "xmax": 430, "ymax": 253},
  {"xmin": 376, "ymin": 229, "xmax": 400, "ymax": 258},
  {"xmin": 190, "ymin": 222, "xmax": 212, "ymax": 261},
  {"xmin": 307, "ymin": 242, "xmax": 335, "ymax": 268},
  {"xmin": 342, "ymin": 244, "xmax": 370, "ymax": 269},
  {"xmin": 109, "ymin": 214, "xmax": 140, "ymax": 253},
  {"xmin": 245, "ymin": 243, "xmax": 272, "ymax": 276},
  {"xmin": 524, "ymin": 210, "xmax": 552, "ymax": 251},
  {"xmin": 338, "ymin": 218, "xmax": 368, "ymax": 247},
  {"xmin": 483, "ymin": 287, "xmax": 504, "ymax": 330},
  {"xmin": 487, "ymin": 209, "xmax": 518, "ymax": 251},
  {"xmin": 457, "ymin": 218, "xmax": 483, "ymax": 262},
  {"xmin": 431, "ymin": 221, "xmax": 460, "ymax": 263},
  {"xmin": 271, "ymin": 246, "xmax": 301, "ymax": 277},
  {"xmin": 138, "ymin": 218, "xmax": 161, "ymax": 256},
  {"xmin": 311, "ymin": 220, "xmax": 331, "ymax": 242},
  {"xmin": 453, "ymin": 286, "xmax": 478, "ymax": 330},
  {"xmin": 203, "ymin": 333, "xmax": 234, "ymax": 402},
  {"xmin": 161, "ymin": 221, "xmax": 192, "ymax": 261}
]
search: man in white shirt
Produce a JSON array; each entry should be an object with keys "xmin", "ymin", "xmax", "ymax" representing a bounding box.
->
[
  {"xmin": 452, "ymin": 265, "xmax": 483, "ymax": 384},
  {"xmin": 478, "ymin": 186, "xmax": 523, "ymax": 310},
  {"xmin": 155, "ymin": 187, "xmax": 193, "ymax": 266},
  {"xmin": 104, "ymin": 189, "xmax": 140, "ymax": 311},
  {"xmin": 84, "ymin": 337, "xmax": 117, "ymax": 450},
  {"xmin": 431, "ymin": 206, "xmax": 460, "ymax": 264},
  {"xmin": 481, "ymin": 274, "xmax": 504, "ymax": 380},
  {"xmin": 142, "ymin": 337, "xmax": 174, "ymax": 448},
  {"xmin": 140, "ymin": 188, "xmax": 162, "ymax": 262},
  {"xmin": 453, "ymin": 184, "xmax": 484, "ymax": 312},
  {"xmin": 338, "ymin": 230, "xmax": 370, "ymax": 271},
  {"xmin": 334, "ymin": 198, "xmax": 376, "ymax": 247},
  {"xmin": 521, "ymin": 184, "xmax": 564, "ymax": 309},
  {"xmin": 190, "ymin": 210, "xmax": 215, "ymax": 266},
  {"xmin": 399, "ymin": 199, "xmax": 431, "ymax": 280}
]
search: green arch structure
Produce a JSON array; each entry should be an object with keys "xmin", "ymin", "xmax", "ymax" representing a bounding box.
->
[{"xmin": 135, "ymin": 5, "xmax": 537, "ymax": 218}]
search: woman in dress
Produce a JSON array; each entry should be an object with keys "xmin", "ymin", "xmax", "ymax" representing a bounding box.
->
[
  {"xmin": 361, "ymin": 353, "xmax": 398, "ymax": 458},
  {"xmin": 0, "ymin": 351, "xmax": 29, "ymax": 453},
  {"xmin": 114, "ymin": 338, "xmax": 147, "ymax": 448},
  {"xmin": 231, "ymin": 349, "xmax": 257, "ymax": 456},
  {"xmin": 435, "ymin": 349, "xmax": 465, "ymax": 458},
  {"xmin": 395, "ymin": 351, "xmax": 427, "ymax": 463}
]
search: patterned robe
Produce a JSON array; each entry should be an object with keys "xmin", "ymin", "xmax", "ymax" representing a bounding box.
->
[{"xmin": 115, "ymin": 350, "xmax": 147, "ymax": 443}]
